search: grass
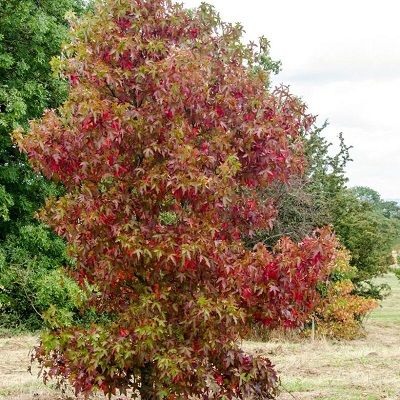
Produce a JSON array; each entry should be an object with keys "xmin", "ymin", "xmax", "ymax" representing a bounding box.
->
[
  {"xmin": 369, "ymin": 273, "xmax": 400, "ymax": 323},
  {"xmin": 0, "ymin": 336, "xmax": 56, "ymax": 400},
  {"xmin": 1, "ymin": 274, "xmax": 400, "ymax": 399}
]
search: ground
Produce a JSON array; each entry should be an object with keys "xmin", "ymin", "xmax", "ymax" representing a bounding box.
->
[{"xmin": 0, "ymin": 274, "xmax": 399, "ymax": 400}]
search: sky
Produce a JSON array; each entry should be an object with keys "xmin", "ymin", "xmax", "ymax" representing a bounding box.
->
[{"xmin": 182, "ymin": 0, "xmax": 400, "ymax": 200}]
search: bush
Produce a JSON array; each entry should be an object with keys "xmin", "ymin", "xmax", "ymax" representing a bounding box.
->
[
  {"xmin": 0, "ymin": 223, "xmax": 80, "ymax": 330},
  {"xmin": 311, "ymin": 249, "xmax": 378, "ymax": 339}
]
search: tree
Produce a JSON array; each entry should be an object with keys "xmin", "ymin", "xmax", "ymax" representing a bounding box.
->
[
  {"xmin": 248, "ymin": 122, "xmax": 351, "ymax": 248},
  {"xmin": 333, "ymin": 187, "xmax": 400, "ymax": 292},
  {"xmin": 0, "ymin": 0, "xmax": 85, "ymax": 329},
  {"xmin": 258, "ymin": 120, "xmax": 399, "ymax": 299},
  {"xmin": 352, "ymin": 186, "xmax": 400, "ymax": 220},
  {"xmin": 303, "ymin": 129, "xmax": 400, "ymax": 286},
  {"xmin": 16, "ymin": 0, "xmax": 337, "ymax": 397}
]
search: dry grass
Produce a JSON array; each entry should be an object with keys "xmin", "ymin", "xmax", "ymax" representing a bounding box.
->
[
  {"xmin": 244, "ymin": 322, "xmax": 400, "ymax": 399},
  {"xmin": 243, "ymin": 273, "xmax": 400, "ymax": 400},
  {"xmin": 0, "ymin": 336, "xmax": 56, "ymax": 400},
  {"xmin": 1, "ymin": 274, "xmax": 400, "ymax": 400}
]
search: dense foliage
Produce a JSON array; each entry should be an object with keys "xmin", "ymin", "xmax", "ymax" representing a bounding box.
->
[
  {"xmin": 16, "ymin": 0, "xmax": 338, "ymax": 397},
  {"xmin": 327, "ymin": 186, "xmax": 399, "ymax": 299},
  {"xmin": 338, "ymin": 187, "xmax": 400, "ymax": 281},
  {"xmin": 311, "ymin": 249, "xmax": 378, "ymax": 339},
  {"xmin": 0, "ymin": 0, "xmax": 85, "ymax": 329},
  {"xmin": 0, "ymin": 224, "xmax": 79, "ymax": 330}
]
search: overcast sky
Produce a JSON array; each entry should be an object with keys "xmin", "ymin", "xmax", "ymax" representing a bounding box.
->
[{"xmin": 182, "ymin": 0, "xmax": 400, "ymax": 200}]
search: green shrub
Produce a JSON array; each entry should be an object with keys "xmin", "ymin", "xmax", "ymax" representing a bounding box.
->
[{"xmin": 0, "ymin": 223, "xmax": 79, "ymax": 330}]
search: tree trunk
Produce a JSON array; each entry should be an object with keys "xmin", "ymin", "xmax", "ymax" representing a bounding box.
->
[{"xmin": 139, "ymin": 362, "xmax": 155, "ymax": 400}]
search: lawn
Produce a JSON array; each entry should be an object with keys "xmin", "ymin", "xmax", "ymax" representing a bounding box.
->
[{"xmin": 1, "ymin": 274, "xmax": 400, "ymax": 400}]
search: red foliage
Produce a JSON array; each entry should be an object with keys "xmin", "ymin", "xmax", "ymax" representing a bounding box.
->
[{"xmin": 15, "ymin": 0, "xmax": 337, "ymax": 398}]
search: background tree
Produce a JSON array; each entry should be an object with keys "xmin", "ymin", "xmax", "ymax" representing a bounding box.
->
[
  {"xmin": 303, "ymin": 132, "xmax": 400, "ymax": 288},
  {"xmin": 17, "ymin": 0, "xmax": 337, "ymax": 397},
  {"xmin": 256, "ymin": 121, "xmax": 400, "ymax": 300},
  {"xmin": 332, "ymin": 187, "xmax": 400, "ymax": 298},
  {"xmin": 250, "ymin": 122, "xmax": 351, "ymax": 248},
  {"xmin": 0, "ymin": 0, "xmax": 84, "ymax": 330}
]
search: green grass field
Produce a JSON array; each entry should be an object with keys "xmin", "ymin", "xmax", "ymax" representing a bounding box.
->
[
  {"xmin": 369, "ymin": 273, "xmax": 400, "ymax": 323},
  {"xmin": 1, "ymin": 274, "xmax": 400, "ymax": 399}
]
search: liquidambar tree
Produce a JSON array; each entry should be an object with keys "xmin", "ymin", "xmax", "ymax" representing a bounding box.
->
[{"xmin": 16, "ymin": 0, "xmax": 337, "ymax": 398}]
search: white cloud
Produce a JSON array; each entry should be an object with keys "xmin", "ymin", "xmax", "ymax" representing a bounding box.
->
[{"xmin": 182, "ymin": 0, "xmax": 400, "ymax": 199}]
